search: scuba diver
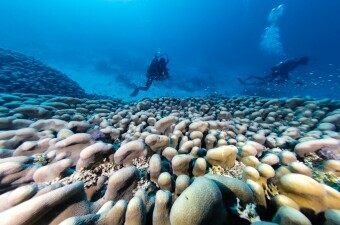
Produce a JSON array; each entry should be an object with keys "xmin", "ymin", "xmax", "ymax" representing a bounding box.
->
[
  {"xmin": 238, "ymin": 56, "xmax": 309, "ymax": 85},
  {"xmin": 130, "ymin": 53, "xmax": 170, "ymax": 97}
]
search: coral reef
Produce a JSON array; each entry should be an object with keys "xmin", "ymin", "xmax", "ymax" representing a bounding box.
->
[
  {"xmin": 0, "ymin": 48, "xmax": 115, "ymax": 100},
  {"xmin": 209, "ymin": 160, "xmax": 246, "ymax": 179},
  {"xmin": 0, "ymin": 93, "xmax": 339, "ymax": 224},
  {"xmin": 49, "ymin": 161, "xmax": 123, "ymax": 188},
  {"xmin": 232, "ymin": 197, "xmax": 261, "ymax": 223},
  {"xmin": 319, "ymin": 146, "xmax": 340, "ymax": 160},
  {"xmin": 0, "ymin": 48, "xmax": 86, "ymax": 98}
]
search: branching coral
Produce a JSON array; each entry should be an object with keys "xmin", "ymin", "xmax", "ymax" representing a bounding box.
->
[
  {"xmin": 132, "ymin": 156, "xmax": 149, "ymax": 177},
  {"xmin": 264, "ymin": 183, "xmax": 280, "ymax": 200},
  {"xmin": 231, "ymin": 197, "xmax": 261, "ymax": 223},
  {"xmin": 303, "ymin": 150, "xmax": 339, "ymax": 191},
  {"xmin": 131, "ymin": 156, "xmax": 152, "ymax": 193},
  {"xmin": 209, "ymin": 160, "xmax": 246, "ymax": 179},
  {"xmin": 133, "ymin": 177, "xmax": 151, "ymax": 194},
  {"xmin": 132, "ymin": 156, "xmax": 149, "ymax": 170},
  {"xmin": 33, "ymin": 153, "xmax": 48, "ymax": 166},
  {"xmin": 48, "ymin": 161, "xmax": 123, "ymax": 188},
  {"xmin": 94, "ymin": 161, "xmax": 123, "ymax": 178},
  {"xmin": 313, "ymin": 171, "xmax": 339, "ymax": 191},
  {"xmin": 304, "ymin": 152, "xmax": 323, "ymax": 166},
  {"xmin": 304, "ymin": 161, "xmax": 340, "ymax": 191}
]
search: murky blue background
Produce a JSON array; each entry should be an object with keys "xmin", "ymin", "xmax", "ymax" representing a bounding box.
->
[{"xmin": 0, "ymin": 0, "xmax": 339, "ymax": 99}]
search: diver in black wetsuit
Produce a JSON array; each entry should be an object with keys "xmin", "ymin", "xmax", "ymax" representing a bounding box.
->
[
  {"xmin": 130, "ymin": 54, "xmax": 170, "ymax": 97},
  {"xmin": 238, "ymin": 56, "xmax": 309, "ymax": 85}
]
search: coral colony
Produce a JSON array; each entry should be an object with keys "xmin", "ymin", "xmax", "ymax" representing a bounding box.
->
[
  {"xmin": 0, "ymin": 48, "xmax": 86, "ymax": 98},
  {"xmin": 0, "ymin": 92, "xmax": 339, "ymax": 225}
]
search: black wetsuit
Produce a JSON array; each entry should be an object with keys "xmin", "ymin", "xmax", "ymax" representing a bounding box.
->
[
  {"xmin": 239, "ymin": 57, "xmax": 309, "ymax": 85},
  {"xmin": 130, "ymin": 55, "xmax": 169, "ymax": 97}
]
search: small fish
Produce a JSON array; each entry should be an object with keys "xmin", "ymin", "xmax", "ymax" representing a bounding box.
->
[{"xmin": 294, "ymin": 81, "xmax": 304, "ymax": 86}]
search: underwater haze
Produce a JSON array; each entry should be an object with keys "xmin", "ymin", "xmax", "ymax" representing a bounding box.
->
[
  {"xmin": 1, "ymin": 1, "xmax": 340, "ymax": 225},
  {"xmin": 0, "ymin": 0, "xmax": 339, "ymax": 99}
]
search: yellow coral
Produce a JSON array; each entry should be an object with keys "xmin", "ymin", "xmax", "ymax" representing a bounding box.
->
[{"xmin": 264, "ymin": 183, "xmax": 280, "ymax": 200}]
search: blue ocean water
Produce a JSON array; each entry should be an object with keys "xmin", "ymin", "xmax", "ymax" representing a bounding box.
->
[{"xmin": 0, "ymin": 0, "xmax": 339, "ymax": 100}]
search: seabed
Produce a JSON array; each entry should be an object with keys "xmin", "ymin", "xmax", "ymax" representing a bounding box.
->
[{"xmin": 0, "ymin": 92, "xmax": 339, "ymax": 225}]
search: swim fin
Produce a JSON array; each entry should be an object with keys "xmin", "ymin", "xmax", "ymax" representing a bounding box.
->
[
  {"xmin": 237, "ymin": 78, "xmax": 246, "ymax": 85},
  {"xmin": 130, "ymin": 89, "xmax": 139, "ymax": 97}
]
